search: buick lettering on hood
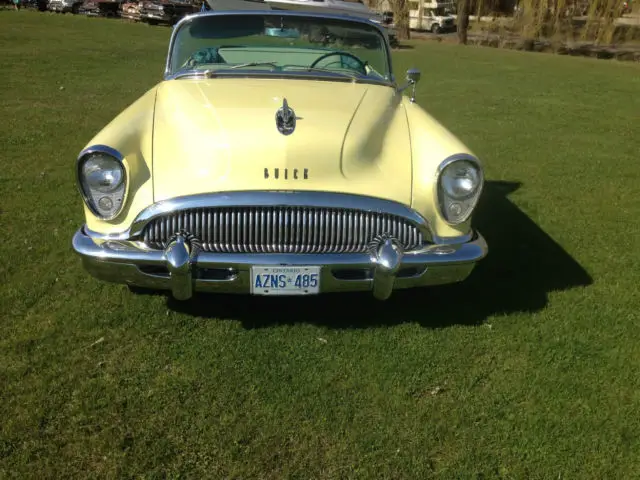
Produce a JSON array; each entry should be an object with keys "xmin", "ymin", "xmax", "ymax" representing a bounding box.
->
[{"xmin": 72, "ymin": 10, "xmax": 488, "ymax": 301}]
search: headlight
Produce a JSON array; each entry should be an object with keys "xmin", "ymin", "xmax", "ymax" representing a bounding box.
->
[
  {"xmin": 436, "ymin": 155, "xmax": 483, "ymax": 225},
  {"xmin": 82, "ymin": 155, "xmax": 124, "ymax": 193},
  {"xmin": 77, "ymin": 146, "xmax": 126, "ymax": 220}
]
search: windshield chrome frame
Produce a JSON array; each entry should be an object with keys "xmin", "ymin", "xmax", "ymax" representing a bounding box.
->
[{"xmin": 164, "ymin": 10, "xmax": 396, "ymax": 85}]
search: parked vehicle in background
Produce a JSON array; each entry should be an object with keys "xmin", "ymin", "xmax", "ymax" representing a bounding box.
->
[
  {"xmin": 121, "ymin": 0, "xmax": 142, "ymax": 20},
  {"xmin": 75, "ymin": 0, "xmax": 124, "ymax": 16},
  {"xmin": 408, "ymin": 0, "xmax": 456, "ymax": 33},
  {"xmin": 96, "ymin": 0, "xmax": 124, "ymax": 17},
  {"xmin": 49, "ymin": 0, "xmax": 83, "ymax": 13},
  {"xmin": 139, "ymin": 0, "xmax": 198, "ymax": 25},
  {"xmin": 22, "ymin": 0, "xmax": 49, "ymax": 10},
  {"xmin": 78, "ymin": 0, "xmax": 100, "ymax": 15}
]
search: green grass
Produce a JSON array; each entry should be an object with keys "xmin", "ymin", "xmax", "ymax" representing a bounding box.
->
[{"xmin": 2, "ymin": 10, "xmax": 640, "ymax": 479}]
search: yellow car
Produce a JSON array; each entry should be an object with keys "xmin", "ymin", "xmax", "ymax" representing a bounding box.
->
[{"xmin": 72, "ymin": 10, "xmax": 487, "ymax": 300}]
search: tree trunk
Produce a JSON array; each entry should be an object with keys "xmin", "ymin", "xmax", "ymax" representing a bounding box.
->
[
  {"xmin": 457, "ymin": 0, "xmax": 470, "ymax": 44},
  {"xmin": 392, "ymin": 0, "xmax": 411, "ymax": 40}
]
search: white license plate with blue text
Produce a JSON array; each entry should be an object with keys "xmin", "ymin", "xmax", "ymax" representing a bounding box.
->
[{"xmin": 250, "ymin": 266, "xmax": 321, "ymax": 295}]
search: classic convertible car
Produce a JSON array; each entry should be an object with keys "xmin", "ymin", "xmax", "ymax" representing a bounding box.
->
[{"xmin": 72, "ymin": 10, "xmax": 488, "ymax": 301}]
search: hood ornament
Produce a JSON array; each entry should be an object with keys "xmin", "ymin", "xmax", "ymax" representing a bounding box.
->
[{"xmin": 275, "ymin": 98, "xmax": 296, "ymax": 135}]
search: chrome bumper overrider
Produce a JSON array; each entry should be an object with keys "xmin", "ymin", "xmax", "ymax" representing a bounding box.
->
[{"xmin": 72, "ymin": 226, "xmax": 488, "ymax": 301}]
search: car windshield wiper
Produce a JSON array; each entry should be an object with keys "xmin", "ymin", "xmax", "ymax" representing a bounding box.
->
[{"xmin": 228, "ymin": 62, "xmax": 279, "ymax": 70}]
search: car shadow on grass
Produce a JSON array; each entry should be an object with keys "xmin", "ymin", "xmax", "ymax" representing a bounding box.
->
[{"xmin": 161, "ymin": 180, "xmax": 593, "ymax": 328}]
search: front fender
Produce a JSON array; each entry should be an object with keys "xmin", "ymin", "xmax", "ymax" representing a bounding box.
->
[
  {"xmin": 80, "ymin": 86, "xmax": 159, "ymax": 235},
  {"xmin": 404, "ymin": 98, "xmax": 479, "ymax": 241}
]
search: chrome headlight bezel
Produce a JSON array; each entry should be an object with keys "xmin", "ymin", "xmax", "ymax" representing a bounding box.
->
[
  {"xmin": 435, "ymin": 154, "xmax": 484, "ymax": 225},
  {"xmin": 76, "ymin": 145, "xmax": 127, "ymax": 221}
]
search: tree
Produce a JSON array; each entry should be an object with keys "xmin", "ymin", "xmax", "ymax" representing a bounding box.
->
[
  {"xmin": 457, "ymin": 0, "xmax": 470, "ymax": 44},
  {"xmin": 391, "ymin": 0, "xmax": 411, "ymax": 40}
]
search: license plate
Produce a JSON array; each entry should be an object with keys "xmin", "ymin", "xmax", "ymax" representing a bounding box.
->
[{"xmin": 250, "ymin": 266, "xmax": 320, "ymax": 296}]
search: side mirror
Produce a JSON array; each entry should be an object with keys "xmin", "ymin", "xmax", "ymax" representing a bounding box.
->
[
  {"xmin": 404, "ymin": 68, "xmax": 421, "ymax": 103},
  {"xmin": 406, "ymin": 68, "xmax": 421, "ymax": 84}
]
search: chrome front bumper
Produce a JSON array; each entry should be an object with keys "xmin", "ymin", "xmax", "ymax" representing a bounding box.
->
[{"xmin": 72, "ymin": 226, "xmax": 488, "ymax": 301}]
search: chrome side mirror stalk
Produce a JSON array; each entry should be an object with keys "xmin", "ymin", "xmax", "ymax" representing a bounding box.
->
[{"xmin": 397, "ymin": 68, "xmax": 421, "ymax": 103}]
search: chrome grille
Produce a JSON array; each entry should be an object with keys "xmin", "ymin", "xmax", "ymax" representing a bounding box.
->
[{"xmin": 141, "ymin": 206, "xmax": 424, "ymax": 253}]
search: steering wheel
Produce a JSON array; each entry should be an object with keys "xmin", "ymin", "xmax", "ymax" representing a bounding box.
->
[
  {"xmin": 182, "ymin": 47, "xmax": 222, "ymax": 69},
  {"xmin": 309, "ymin": 51, "xmax": 367, "ymax": 75}
]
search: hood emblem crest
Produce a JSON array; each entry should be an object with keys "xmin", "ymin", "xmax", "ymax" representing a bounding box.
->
[{"xmin": 275, "ymin": 98, "xmax": 296, "ymax": 136}]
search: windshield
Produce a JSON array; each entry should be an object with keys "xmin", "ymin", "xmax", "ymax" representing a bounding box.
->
[{"xmin": 167, "ymin": 13, "xmax": 391, "ymax": 82}]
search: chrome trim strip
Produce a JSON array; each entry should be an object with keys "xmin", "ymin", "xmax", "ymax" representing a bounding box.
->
[
  {"xmin": 83, "ymin": 227, "xmax": 473, "ymax": 248},
  {"xmin": 78, "ymin": 144, "xmax": 123, "ymax": 162},
  {"xmin": 431, "ymin": 232, "xmax": 474, "ymax": 245},
  {"xmin": 84, "ymin": 226, "xmax": 136, "ymax": 242},
  {"xmin": 164, "ymin": 10, "xmax": 395, "ymax": 83},
  {"xmin": 166, "ymin": 69, "xmax": 394, "ymax": 87},
  {"xmin": 73, "ymin": 228, "xmax": 487, "ymax": 268},
  {"xmin": 434, "ymin": 153, "xmax": 484, "ymax": 226},
  {"xmin": 76, "ymin": 144, "xmax": 128, "ymax": 222}
]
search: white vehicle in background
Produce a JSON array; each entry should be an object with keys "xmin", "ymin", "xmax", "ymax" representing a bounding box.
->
[{"xmin": 408, "ymin": 0, "xmax": 456, "ymax": 33}]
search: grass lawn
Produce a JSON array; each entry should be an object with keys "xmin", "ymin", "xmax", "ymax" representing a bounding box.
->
[{"xmin": 2, "ymin": 10, "xmax": 640, "ymax": 479}]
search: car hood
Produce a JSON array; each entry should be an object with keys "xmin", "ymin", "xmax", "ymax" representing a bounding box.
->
[{"xmin": 151, "ymin": 78, "xmax": 412, "ymax": 206}]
